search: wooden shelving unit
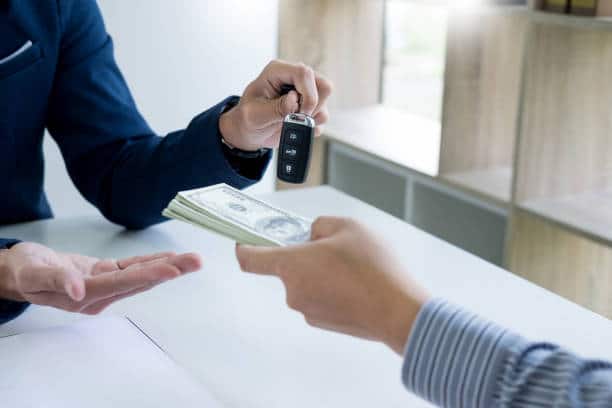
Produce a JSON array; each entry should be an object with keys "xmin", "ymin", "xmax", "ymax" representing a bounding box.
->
[
  {"xmin": 511, "ymin": 11, "xmax": 612, "ymax": 245},
  {"xmin": 439, "ymin": 7, "xmax": 528, "ymax": 204},
  {"xmin": 507, "ymin": 209, "xmax": 612, "ymax": 318},
  {"xmin": 443, "ymin": 167, "xmax": 513, "ymax": 205},
  {"xmin": 505, "ymin": 10, "xmax": 612, "ymax": 316},
  {"xmin": 277, "ymin": 2, "xmax": 612, "ymax": 317},
  {"xmin": 519, "ymin": 192, "xmax": 612, "ymax": 246}
]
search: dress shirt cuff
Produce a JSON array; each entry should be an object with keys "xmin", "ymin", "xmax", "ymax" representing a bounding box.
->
[
  {"xmin": 187, "ymin": 95, "xmax": 271, "ymax": 186},
  {"xmin": 402, "ymin": 299, "xmax": 525, "ymax": 407},
  {"xmin": 0, "ymin": 239, "xmax": 30, "ymax": 325}
]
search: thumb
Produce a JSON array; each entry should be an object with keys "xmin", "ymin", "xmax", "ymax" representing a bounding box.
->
[
  {"xmin": 245, "ymin": 90, "xmax": 300, "ymax": 129},
  {"xmin": 311, "ymin": 216, "xmax": 352, "ymax": 241},
  {"xmin": 235, "ymin": 244, "xmax": 287, "ymax": 276},
  {"xmin": 20, "ymin": 265, "xmax": 85, "ymax": 301}
]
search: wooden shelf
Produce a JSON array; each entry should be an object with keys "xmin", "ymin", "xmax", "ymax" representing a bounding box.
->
[
  {"xmin": 442, "ymin": 167, "xmax": 512, "ymax": 205},
  {"xmin": 513, "ymin": 14, "xmax": 612, "ymax": 243},
  {"xmin": 439, "ymin": 7, "xmax": 528, "ymax": 203},
  {"xmin": 323, "ymin": 106, "xmax": 441, "ymax": 177},
  {"xmin": 507, "ymin": 209, "xmax": 612, "ymax": 318},
  {"xmin": 519, "ymin": 191, "xmax": 612, "ymax": 246},
  {"xmin": 530, "ymin": 10, "xmax": 612, "ymax": 31}
]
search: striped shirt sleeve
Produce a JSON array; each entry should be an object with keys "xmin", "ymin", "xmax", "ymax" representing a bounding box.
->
[{"xmin": 402, "ymin": 299, "xmax": 612, "ymax": 407}]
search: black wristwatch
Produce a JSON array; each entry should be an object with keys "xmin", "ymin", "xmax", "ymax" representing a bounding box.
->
[{"xmin": 220, "ymin": 136, "xmax": 270, "ymax": 159}]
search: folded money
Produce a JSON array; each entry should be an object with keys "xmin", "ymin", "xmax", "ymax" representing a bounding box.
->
[{"xmin": 162, "ymin": 183, "xmax": 312, "ymax": 247}]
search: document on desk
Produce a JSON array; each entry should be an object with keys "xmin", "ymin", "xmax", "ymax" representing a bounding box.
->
[{"xmin": 0, "ymin": 317, "xmax": 222, "ymax": 408}]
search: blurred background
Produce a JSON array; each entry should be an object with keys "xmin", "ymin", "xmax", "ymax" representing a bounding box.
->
[{"xmin": 44, "ymin": 0, "xmax": 612, "ymax": 320}]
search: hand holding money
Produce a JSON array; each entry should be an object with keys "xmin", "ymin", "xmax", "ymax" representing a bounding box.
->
[
  {"xmin": 162, "ymin": 184, "xmax": 312, "ymax": 246},
  {"xmin": 236, "ymin": 217, "xmax": 431, "ymax": 355},
  {"xmin": 163, "ymin": 187, "xmax": 430, "ymax": 354}
]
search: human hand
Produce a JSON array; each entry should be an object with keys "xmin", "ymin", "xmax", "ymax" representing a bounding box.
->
[
  {"xmin": 0, "ymin": 242, "xmax": 201, "ymax": 315},
  {"xmin": 236, "ymin": 217, "xmax": 430, "ymax": 355},
  {"xmin": 219, "ymin": 59, "xmax": 333, "ymax": 150}
]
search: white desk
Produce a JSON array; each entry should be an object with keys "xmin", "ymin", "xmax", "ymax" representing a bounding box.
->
[{"xmin": 1, "ymin": 186, "xmax": 612, "ymax": 407}]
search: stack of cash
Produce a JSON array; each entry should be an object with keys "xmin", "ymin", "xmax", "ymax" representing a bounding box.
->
[{"xmin": 162, "ymin": 184, "xmax": 312, "ymax": 247}]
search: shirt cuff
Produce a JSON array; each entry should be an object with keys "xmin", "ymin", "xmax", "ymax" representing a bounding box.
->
[
  {"xmin": 0, "ymin": 239, "xmax": 22, "ymax": 249},
  {"xmin": 0, "ymin": 239, "xmax": 30, "ymax": 325},
  {"xmin": 402, "ymin": 299, "xmax": 524, "ymax": 407}
]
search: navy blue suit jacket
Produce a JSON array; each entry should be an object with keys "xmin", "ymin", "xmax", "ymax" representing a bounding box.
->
[{"xmin": 0, "ymin": 0, "xmax": 270, "ymax": 323}]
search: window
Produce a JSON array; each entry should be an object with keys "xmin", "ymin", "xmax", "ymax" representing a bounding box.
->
[{"xmin": 383, "ymin": 1, "xmax": 449, "ymax": 121}]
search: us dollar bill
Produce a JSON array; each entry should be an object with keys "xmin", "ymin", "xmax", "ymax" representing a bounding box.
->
[{"xmin": 162, "ymin": 184, "xmax": 312, "ymax": 247}]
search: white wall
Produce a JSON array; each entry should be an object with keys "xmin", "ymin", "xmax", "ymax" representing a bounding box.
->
[{"xmin": 44, "ymin": 0, "xmax": 279, "ymax": 217}]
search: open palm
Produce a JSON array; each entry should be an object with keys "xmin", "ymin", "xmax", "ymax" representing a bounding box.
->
[{"xmin": 2, "ymin": 242, "xmax": 201, "ymax": 315}]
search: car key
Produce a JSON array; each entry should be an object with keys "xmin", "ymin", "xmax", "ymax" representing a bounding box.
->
[{"xmin": 277, "ymin": 85, "xmax": 315, "ymax": 184}]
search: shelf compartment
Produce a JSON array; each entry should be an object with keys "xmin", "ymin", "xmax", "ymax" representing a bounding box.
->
[
  {"xmin": 507, "ymin": 209, "xmax": 612, "ymax": 318},
  {"xmin": 438, "ymin": 8, "xmax": 528, "ymax": 204},
  {"xmin": 519, "ymin": 190, "xmax": 612, "ymax": 246},
  {"xmin": 513, "ymin": 16, "xmax": 612, "ymax": 244},
  {"xmin": 529, "ymin": 10, "xmax": 612, "ymax": 31},
  {"xmin": 323, "ymin": 106, "xmax": 441, "ymax": 177},
  {"xmin": 442, "ymin": 167, "xmax": 513, "ymax": 205}
]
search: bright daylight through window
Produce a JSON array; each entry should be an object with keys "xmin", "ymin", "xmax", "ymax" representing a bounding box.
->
[{"xmin": 383, "ymin": 0, "xmax": 449, "ymax": 121}]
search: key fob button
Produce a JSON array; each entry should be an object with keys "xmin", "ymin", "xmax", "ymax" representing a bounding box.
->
[
  {"xmin": 280, "ymin": 161, "xmax": 296, "ymax": 177},
  {"xmin": 286, "ymin": 130, "xmax": 302, "ymax": 144},
  {"xmin": 283, "ymin": 147, "xmax": 299, "ymax": 159}
]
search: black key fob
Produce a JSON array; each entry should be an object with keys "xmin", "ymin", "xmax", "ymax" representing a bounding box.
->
[{"xmin": 277, "ymin": 85, "xmax": 315, "ymax": 184}]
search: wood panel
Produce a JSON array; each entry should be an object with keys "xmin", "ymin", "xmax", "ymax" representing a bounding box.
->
[
  {"xmin": 439, "ymin": 9, "xmax": 528, "ymax": 176},
  {"xmin": 514, "ymin": 21, "xmax": 612, "ymax": 202},
  {"xmin": 507, "ymin": 210, "xmax": 612, "ymax": 318},
  {"xmin": 276, "ymin": 0, "xmax": 385, "ymax": 190}
]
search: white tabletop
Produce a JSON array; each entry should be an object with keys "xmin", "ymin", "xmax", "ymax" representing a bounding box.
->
[{"xmin": 1, "ymin": 186, "xmax": 612, "ymax": 408}]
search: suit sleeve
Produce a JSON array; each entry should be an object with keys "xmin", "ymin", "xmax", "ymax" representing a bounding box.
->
[
  {"xmin": 47, "ymin": 0, "xmax": 271, "ymax": 230},
  {"xmin": 402, "ymin": 299, "xmax": 612, "ymax": 407},
  {"xmin": 0, "ymin": 239, "xmax": 29, "ymax": 324}
]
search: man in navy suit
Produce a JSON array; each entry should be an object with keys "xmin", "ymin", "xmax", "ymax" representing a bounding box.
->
[{"xmin": 0, "ymin": 0, "xmax": 331, "ymax": 323}]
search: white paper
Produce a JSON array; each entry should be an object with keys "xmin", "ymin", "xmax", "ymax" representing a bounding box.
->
[{"xmin": 0, "ymin": 317, "xmax": 222, "ymax": 408}]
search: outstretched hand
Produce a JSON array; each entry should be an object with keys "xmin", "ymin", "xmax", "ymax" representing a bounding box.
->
[
  {"xmin": 236, "ymin": 217, "xmax": 430, "ymax": 355},
  {"xmin": 0, "ymin": 242, "xmax": 201, "ymax": 315}
]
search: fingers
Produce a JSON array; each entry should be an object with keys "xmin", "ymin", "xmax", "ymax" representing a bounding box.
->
[
  {"xmin": 243, "ymin": 90, "xmax": 300, "ymax": 129},
  {"xmin": 117, "ymin": 252, "xmax": 178, "ymax": 269},
  {"xmin": 26, "ymin": 281, "xmax": 155, "ymax": 314},
  {"xmin": 26, "ymin": 253, "xmax": 202, "ymax": 314},
  {"xmin": 80, "ymin": 283, "xmax": 156, "ymax": 315},
  {"xmin": 86, "ymin": 253, "xmax": 201, "ymax": 300},
  {"xmin": 264, "ymin": 61, "xmax": 319, "ymax": 115},
  {"xmin": 313, "ymin": 75, "xmax": 333, "ymax": 117},
  {"xmin": 235, "ymin": 244, "xmax": 289, "ymax": 276},
  {"xmin": 313, "ymin": 106, "xmax": 329, "ymax": 138},
  {"xmin": 313, "ymin": 107, "xmax": 329, "ymax": 127},
  {"xmin": 20, "ymin": 265, "xmax": 85, "ymax": 301}
]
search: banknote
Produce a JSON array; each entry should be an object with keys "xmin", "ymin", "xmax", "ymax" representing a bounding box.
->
[{"xmin": 162, "ymin": 184, "xmax": 312, "ymax": 247}]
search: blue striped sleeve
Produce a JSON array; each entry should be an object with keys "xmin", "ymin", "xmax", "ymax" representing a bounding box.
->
[
  {"xmin": 402, "ymin": 299, "xmax": 523, "ymax": 407},
  {"xmin": 402, "ymin": 299, "xmax": 612, "ymax": 407}
]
